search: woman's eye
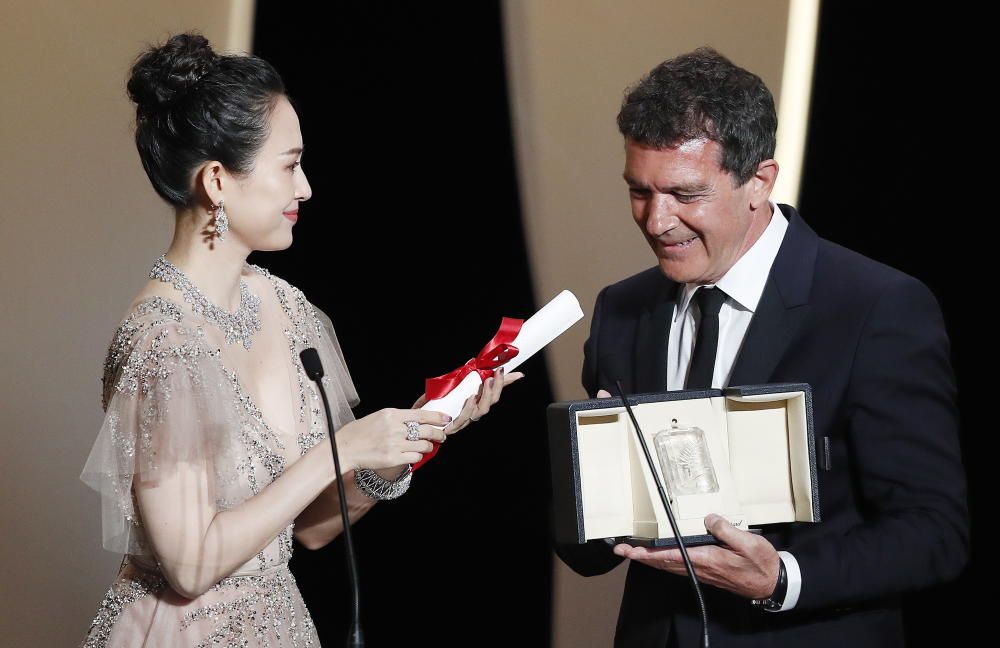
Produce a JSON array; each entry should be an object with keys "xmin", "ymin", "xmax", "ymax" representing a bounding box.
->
[{"xmin": 288, "ymin": 161, "xmax": 301, "ymax": 172}]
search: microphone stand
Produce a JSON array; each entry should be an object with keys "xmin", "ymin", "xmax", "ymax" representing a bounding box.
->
[
  {"xmin": 301, "ymin": 348, "xmax": 365, "ymax": 648},
  {"xmin": 614, "ymin": 380, "xmax": 711, "ymax": 648}
]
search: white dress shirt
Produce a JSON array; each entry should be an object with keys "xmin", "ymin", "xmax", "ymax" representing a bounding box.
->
[{"xmin": 666, "ymin": 200, "xmax": 801, "ymax": 611}]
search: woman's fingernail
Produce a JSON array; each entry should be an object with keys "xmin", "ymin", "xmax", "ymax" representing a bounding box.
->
[{"xmin": 444, "ymin": 415, "xmax": 453, "ymax": 422}]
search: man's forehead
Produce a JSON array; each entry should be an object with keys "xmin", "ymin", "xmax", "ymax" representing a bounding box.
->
[
  {"xmin": 623, "ymin": 138, "xmax": 723, "ymax": 180},
  {"xmin": 674, "ymin": 138, "xmax": 713, "ymax": 154},
  {"xmin": 625, "ymin": 137, "xmax": 716, "ymax": 157}
]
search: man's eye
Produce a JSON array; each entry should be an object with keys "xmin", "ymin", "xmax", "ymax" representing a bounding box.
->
[{"xmin": 628, "ymin": 188, "xmax": 648, "ymax": 198}]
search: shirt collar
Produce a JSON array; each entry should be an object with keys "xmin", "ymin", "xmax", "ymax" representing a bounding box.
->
[{"xmin": 674, "ymin": 199, "xmax": 788, "ymax": 321}]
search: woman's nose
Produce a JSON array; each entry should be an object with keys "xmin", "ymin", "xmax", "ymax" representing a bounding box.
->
[{"xmin": 296, "ymin": 171, "xmax": 312, "ymax": 202}]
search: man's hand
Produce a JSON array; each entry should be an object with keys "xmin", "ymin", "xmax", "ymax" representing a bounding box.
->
[{"xmin": 612, "ymin": 513, "xmax": 781, "ymax": 600}]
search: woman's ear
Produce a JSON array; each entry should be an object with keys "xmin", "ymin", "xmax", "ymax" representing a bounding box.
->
[{"xmin": 195, "ymin": 161, "xmax": 226, "ymax": 207}]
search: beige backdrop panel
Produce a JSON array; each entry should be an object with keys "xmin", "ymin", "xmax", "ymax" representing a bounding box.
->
[
  {"xmin": 502, "ymin": 2, "xmax": 793, "ymax": 646},
  {"xmin": 0, "ymin": 2, "xmax": 253, "ymax": 645}
]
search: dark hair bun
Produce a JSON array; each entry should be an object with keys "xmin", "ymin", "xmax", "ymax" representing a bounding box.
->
[
  {"xmin": 127, "ymin": 33, "xmax": 220, "ymax": 112},
  {"xmin": 127, "ymin": 32, "xmax": 285, "ymax": 207}
]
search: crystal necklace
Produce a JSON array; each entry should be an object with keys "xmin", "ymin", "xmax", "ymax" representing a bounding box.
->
[{"xmin": 149, "ymin": 255, "xmax": 262, "ymax": 350}]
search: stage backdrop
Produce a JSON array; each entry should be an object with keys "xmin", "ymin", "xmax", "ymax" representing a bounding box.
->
[
  {"xmin": 0, "ymin": 1, "xmax": 254, "ymax": 647},
  {"xmin": 501, "ymin": 2, "xmax": 801, "ymax": 646},
  {"xmin": 2, "ymin": 1, "xmax": 984, "ymax": 646}
]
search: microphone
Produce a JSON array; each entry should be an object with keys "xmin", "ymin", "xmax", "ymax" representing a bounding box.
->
[
  {"xmin": 300, "ymin": 347, "xmax": 365, "ymax": 648},
  {"xmin": 613, "ymin": 380, "xmax": 711, "ymax": 648},
  {"xmin": 299, "ymin": 347, "xmax": 325, "ymax": 381}
]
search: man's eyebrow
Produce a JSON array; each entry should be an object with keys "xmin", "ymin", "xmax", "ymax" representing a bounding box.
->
[
  {"xmin": 670, "ymin": 183, "xmax": 712, "ymax": 193},
  {"xmin": 280, "ymin": 147, "xmax": 303, "ymax": 156},
  {"xmin": 622, "ymin": 174, "xmax": 711, "ymax": 193}
]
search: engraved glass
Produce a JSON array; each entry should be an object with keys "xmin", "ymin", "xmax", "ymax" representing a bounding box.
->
[{"xmin": 653, "ymin": 420, "xmax": 719, "ymax": 497}]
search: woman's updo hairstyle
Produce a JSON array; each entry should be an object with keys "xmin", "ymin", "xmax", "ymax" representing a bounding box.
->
[{"xmin": 127, "ymin": 33, "xmax": 286, "ymax": 207}]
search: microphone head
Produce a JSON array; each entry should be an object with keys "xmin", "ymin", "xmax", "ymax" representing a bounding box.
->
[{"xmin": 299, "ymin": 347, "xmax": 325, "ymax": 381}]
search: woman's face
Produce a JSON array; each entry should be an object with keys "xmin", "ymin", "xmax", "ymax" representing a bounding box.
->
[{"xmin": 218, "ymin": 95, "xmax": 312, "ymax": 252}]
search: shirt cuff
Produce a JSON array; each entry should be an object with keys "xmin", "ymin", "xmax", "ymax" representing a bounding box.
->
[{"xmin": 771, "ymin": 551, "xmax": 801, "ymax": 611}]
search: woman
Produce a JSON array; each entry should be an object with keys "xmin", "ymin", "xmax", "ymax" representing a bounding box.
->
[{"xmin": 79, "ymin": 33, "xmax": 519, "ymax": 647}]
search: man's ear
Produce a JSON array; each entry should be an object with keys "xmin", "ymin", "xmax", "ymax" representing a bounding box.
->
[{"xmin": 749, "ymin": 159, "xmax": 779, "ymax": 210}]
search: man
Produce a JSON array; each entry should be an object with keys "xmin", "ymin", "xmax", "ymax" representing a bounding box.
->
[{"xmin": 557, "ymin": 48, "xmax": 968, "ymax": 647}]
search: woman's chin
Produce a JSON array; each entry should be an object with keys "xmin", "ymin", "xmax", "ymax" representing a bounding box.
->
[{"xmin": 252, "ymin": 231, "xmax": 295, "ymax": 252}]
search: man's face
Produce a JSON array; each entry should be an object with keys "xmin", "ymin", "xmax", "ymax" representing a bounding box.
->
[{"xmin": 624, "ymin": 138, "xmax": 765, "ymax": 285}]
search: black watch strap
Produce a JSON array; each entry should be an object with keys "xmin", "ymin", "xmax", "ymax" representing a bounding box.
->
[{"xmin": 751, "ymin": 557, "xmax": 788, "ymax": 611}]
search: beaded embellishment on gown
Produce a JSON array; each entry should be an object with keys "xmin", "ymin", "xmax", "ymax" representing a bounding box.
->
[{"xmin": 79, "ymin": 265, "xmax": 359, "ymax": 647}]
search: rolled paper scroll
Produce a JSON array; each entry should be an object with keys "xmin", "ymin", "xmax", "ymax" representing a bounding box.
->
[{"xmin": 413, "ymin": 290, "xmax": 584, "ymax": 470}]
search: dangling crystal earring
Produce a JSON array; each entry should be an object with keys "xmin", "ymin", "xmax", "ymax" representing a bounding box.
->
[{"xmin": 214, "ymin": 200, "xmax": 229, "ymax": 241}]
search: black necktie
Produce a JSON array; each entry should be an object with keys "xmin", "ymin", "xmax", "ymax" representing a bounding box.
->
[{"xmin": 685, "ymin": 286, "xmax": 728, "ymax": 389}]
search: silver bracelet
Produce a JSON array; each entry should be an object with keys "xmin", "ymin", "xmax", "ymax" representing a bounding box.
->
[{"xmin": 354, "ymin": 465, "xmax": 412, "ymax": 500}]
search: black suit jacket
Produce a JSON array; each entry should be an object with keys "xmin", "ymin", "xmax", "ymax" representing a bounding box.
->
[{"xmin": 558, "ymin": 205, "xmax": 969, "ymax": 647}]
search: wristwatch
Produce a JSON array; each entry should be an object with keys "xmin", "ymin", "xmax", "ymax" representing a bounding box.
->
[{"xmin": 751, "ymin": 557, "xmax": 788, "ymax": 612}]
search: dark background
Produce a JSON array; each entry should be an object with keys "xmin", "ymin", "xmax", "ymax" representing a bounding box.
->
[
  {"xmin": 800, "ymin": 3, "xmax": 988, "ymax": 645},
  {"xmin": 253, "ymin": 2, "xmax": 555, "ymax": 645},
  {"xmin": 254, "ymin": 1, "xmax": 987, "ymax": 645}
]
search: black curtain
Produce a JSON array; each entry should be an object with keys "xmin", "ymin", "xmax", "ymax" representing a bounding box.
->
[
  {"xmin": 801, "ymin": 3, "xmax": 989, "ymax": 645},
  {"xmin": 253, "ymin": 1, "xmax": 991, "ymax": 645},
  {"xmin": 253, "ymin": 2, "xmax": 553, "ymax": 645}
]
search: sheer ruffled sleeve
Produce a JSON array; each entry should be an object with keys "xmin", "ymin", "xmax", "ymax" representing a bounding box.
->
[
  {"xmin": 80, "ymin": 314, "xmax": 245, "ymax": 555},
  {"xmin": 311, "ymin": 301, "xmax": 360, "ymax": 418},
  {"xmin": 81, "ymin": 280, "xmax": 361, "ymax": 563}
]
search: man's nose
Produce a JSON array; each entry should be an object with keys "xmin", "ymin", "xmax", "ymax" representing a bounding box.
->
[{"xmin": 647, "ymin": 195, "xmax": 679, "ymax": 237}]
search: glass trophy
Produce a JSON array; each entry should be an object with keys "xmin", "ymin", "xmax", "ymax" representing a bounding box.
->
[{"xmin": 653, "ymin": 419, "xmax": 719, "ymax": 498}]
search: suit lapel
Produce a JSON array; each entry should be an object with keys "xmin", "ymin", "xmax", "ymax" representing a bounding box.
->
[
  {"xmin": 728, "ymin": 204, "xmax": 818, "ymax": 386},
  {"xmin": 633, "ymin": 278, "xmax": 679, "ymax": 393}
]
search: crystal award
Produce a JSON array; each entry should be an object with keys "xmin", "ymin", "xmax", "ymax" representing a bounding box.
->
[{"xmin": 653, "ymin": 420, "xmax": 719, "ymax": 498}]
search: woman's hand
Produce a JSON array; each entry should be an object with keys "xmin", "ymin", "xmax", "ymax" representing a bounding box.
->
[
  {"xmin": 336, "ymin": 408, "xmax": 451, "ymax": 472},
  {"xmin": 411, "ymin": 367, "xmax": 525, "ymax": 436}
]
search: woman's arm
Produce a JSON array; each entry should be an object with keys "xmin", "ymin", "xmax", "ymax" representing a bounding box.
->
[
  {"xmin": 293, "ymin": 473, "xmax": 378, "ymax": 550},
  {"xmin": 136, "ymin": 436, "xmax": 339, "ymax": 598},
  {"xmin": 291, "ymin": 373, "xmax": 523, "ymax": 550},
  {"xmin": 136, "ymin": 408, "xmax": 449, "ymax": 599}
]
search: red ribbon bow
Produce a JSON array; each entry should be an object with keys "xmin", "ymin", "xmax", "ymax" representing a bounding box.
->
[{"xmin": 412, "ymin": 317, "xmax": 524, "ymax": 471}]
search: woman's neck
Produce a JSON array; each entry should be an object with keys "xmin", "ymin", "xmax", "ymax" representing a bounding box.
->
[{"xmin": 163, "ymin": 208, "xmax": 250, "ymax": 312}]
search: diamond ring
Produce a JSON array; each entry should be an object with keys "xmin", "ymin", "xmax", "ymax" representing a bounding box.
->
[{"xmin": 405, "ymin": 421, "xmax": 421, "ymax": 442}]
